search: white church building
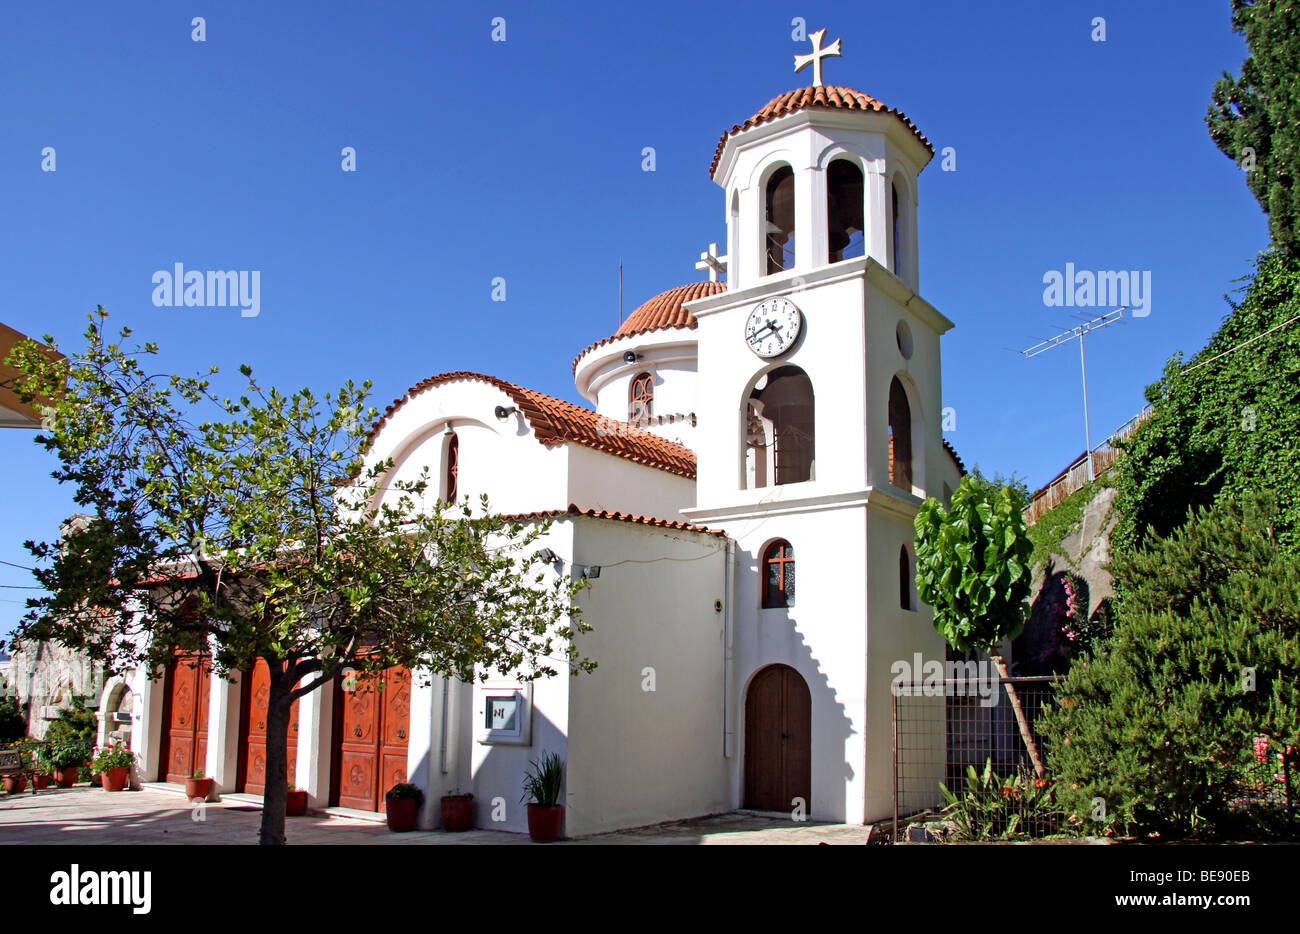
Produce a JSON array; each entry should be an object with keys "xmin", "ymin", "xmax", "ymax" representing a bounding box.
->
[{"xmin": 102, "ymin": 32, "xmax": 965, "ymax": 835}]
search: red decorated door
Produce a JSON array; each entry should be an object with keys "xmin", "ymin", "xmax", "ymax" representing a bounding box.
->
[
  {"xmin": 237, "ymin": 658, "xmax": 301, "ymax": 796},
  {"xmin": 158, "ymin": 652, "xmax": 212, "ymax": 783},
  {"xmin": 330, "ymin": 666, "xmax": 411, "ymax": 811}
]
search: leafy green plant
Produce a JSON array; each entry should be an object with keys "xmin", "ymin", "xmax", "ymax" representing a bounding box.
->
[
  {"xmin": 193, "ymin": 767, "xmax": 205, "ymax": 780},
  {"xmin": 90, "ymin": 743, "xmax": 136, "ymax": 774},
  {"xmin": 914, "ymin": 472, "xmax": 1043, "ymax": 775},
  {"xmin": 939, "ymin": 758, "xmax": 1065, "ymax": 841},
  {"xmin": 0, "ymin": 695, "xmax": 26, "ymax": 745},
  {"xmin": 1042, "ymin": 492, "xmax": 1300, "ymax": 839},
  {"xmin": 521, "ymin": 751, "xmax": 564, "ymax": 807},
  {"xmin": 385, "ymin": 782, "xmax": 423, "ymax": 802},
  {"xmin": 6, "ymin": 737, "xmax": 41, "ymax": 771},
  {"xmin": 46, "ymin": 737, "xmax": 92, "ymax": 769}
]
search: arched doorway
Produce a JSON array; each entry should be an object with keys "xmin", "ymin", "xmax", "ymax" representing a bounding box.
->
[{"xmin": 744, "ymin": 664, "xmax": 811, "ymax": 812}]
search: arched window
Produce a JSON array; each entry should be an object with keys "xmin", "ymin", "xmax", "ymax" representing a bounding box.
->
[
  {"xmin": 765, "ymin": 165, "xmax": 796, "ymax": 274},
  {"xmin": 762, "ymin": 540, "xmax": 795, "ymax": 608},
  {"xmin": 888, "ymin": 377, "xmax": 913, "ymax": 491},
  {"xmin": 899, "ymin": 546, "xmax": 914, "ymax": 610},
  {"xmin": 891, "ymin": 181, "xmax": 902, "ymax": 276},
  {"xmin": 746, "ymin": 366, "xmax": 814, "ymax": 488},
  {"xmin": 444, "ymin": 432, "xmax": 459, "ymax": 503},
  {"xmin": 629, "ymin": 372, "xmax": 654, "ymax": 426},
  {"xmin": 827, "ymin": 160, "xmax": 864, "ymax": 263}
]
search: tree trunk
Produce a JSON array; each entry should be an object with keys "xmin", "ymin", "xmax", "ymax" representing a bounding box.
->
[
  {"xmin": 258, "ymin": 667, "xmax": 292, "ymax": 846},
  {"xmin": 990, "ymin": 654, "xmax": 1047, "ymax": 779}
]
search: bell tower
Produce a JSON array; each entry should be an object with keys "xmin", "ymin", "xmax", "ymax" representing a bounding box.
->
[{"xmin": 681, "ymin": 29, "xmax": 960, "ymax": 825}]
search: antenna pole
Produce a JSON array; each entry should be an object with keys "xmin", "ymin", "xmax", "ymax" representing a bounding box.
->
[
  {"xmin": 619, "ymin": 262, "xmax": 623, "ymax": 325},
  {"xmin": 1020, "ymin": 308, "xmax": 1124, "ymax": 484},
  {"xmin": 1079, "ymin": 330, "xmax": 1093, "ymax": 481}
]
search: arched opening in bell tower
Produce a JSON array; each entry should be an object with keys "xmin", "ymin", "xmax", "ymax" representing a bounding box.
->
[
  {"xmin": 888, "ymin": 376, "xmax": 913, "ymax": 492},
  {"xmin": 745, "ymin": 365, "xmax": 815, "ymax": 488},
  {"xmin": 827, "ymin": 159, "xmax": 865, "ymax": 263},
  {"xmin": 764, "ymin": 165, "xmax": 796, "ymax": 274}
]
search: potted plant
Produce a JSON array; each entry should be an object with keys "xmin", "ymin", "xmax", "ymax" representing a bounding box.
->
[
  {"xmin": 521, "ymin": 751, "xmax": 564, "ymax": 843},
  {"xmin": 30, "ymin": 741, "xmax": 52, "ymax": 790},
  {"xmin": 90, "ymin": 743, "xmax": 136, "ymax": 792},
  {"xmin": 48, "ymin": 737, "xmax": 91, "ymax": 787},
  {"xmin": 286, "ymin": 785, "xmax": 308, "ymax": 816},
  {"xmin": 384, "ymin": 783, "xmax": 423, "ymax": 832},
  {"xmin": 185, "ymin": 767, "xmax": 213, "ymax": 801},
  {"xmin": 440, "ymin": 790, "xmax": 473, "ymax": 832}
]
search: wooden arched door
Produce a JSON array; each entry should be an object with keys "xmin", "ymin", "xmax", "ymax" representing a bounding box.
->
[
  {"xmin": 744, "ymin": 664, "xmax": 811, "ymax": 812},
  {"xmin": 330, "ymin": 666, "xmax": 411, "ymax": 811}
]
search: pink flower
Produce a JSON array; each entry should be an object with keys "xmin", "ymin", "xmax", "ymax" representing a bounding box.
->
[{"xmin": 1253, "ymin": 735, "xmax": 1269, "ymax": 764}]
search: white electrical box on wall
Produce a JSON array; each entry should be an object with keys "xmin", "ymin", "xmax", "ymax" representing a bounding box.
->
[{"xmin": 473, "ymin": 680, "xmax": 532, "ymax": 745}]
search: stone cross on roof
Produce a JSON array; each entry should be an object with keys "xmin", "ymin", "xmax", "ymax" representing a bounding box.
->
[
  {"xmin": 696, "ymin": 242, "xmax": 728, "ymax": 282},
  {"xmin": 794, "ymin": 28, "xmax": 842, "ymax": 88}
]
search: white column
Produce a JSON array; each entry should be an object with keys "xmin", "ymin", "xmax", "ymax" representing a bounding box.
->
[
  {"xmin": 797, "ymin": 164, "xmax": 827, "ymax": 273},
  {"xmin": 296, "ymin": 679, "xmax": 331, "ymax": 810},
  {"xmin": 206, "ymin": 670, "xmax": 240, "ymax": 798},
  {"xmin": 865, "ymin": 166, "xmax": 890, "ymax": 271},
  {"xmin": 134, "ymin": 665, "xmax": 167, "ymax": 785},
  {"xmin": 739, "ymin": 183, "xmax": 763, "ymax": 290}
]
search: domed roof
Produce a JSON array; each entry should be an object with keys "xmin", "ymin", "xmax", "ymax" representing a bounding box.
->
[
  {"xmin": 617, "ymin": 280, "xmax": 726, "ymax": 335},
  {"xmin": 710, "ymin": 85, "xmax": 932, "ymax": 178},
  {"xmin": 573, "ymin": 280, "xmax": 726, "ymax": 372}
]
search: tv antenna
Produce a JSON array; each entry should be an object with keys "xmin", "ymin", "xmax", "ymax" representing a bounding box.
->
[{"xmin": 1020, "ymin": 309, "xmax": 1125, "ymax": 481}]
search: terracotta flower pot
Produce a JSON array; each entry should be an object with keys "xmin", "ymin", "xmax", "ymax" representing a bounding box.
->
[
  {"xmin": 33, "ymin": 773, "xmax": 51, "ymax": 790},
  {"xmin": 184, "ymin": 777, "xmax": 213, "ymax": 800},
  {"xmin": 286, "ymin": 790, "xmax": 308, "ymax": 816},
  {"xmin": 54, "ymin": 766, "xmax": 78, "ymax": 788},
  {"xmin": 440, "ymin": 794, "xmax": 473, "ymax": 832},
  {"xmin": 100, "ymin": 766, "xmax": 129, "ymax": 792},
  {"xmin": 4, "ymin": 776, "xmax": 27, "ymax": 795},
  {"xmin": 526, "ymin": 803, "xmax": 564, "ymax": 843},
  {"xmin": 385, "ymin": 797, "xmax": 419, "ymax": 832}
]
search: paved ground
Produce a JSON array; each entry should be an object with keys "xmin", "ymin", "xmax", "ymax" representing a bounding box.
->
[{"xmin": 0, "ymin": 785, "xmax": 876, "ymax": 845}]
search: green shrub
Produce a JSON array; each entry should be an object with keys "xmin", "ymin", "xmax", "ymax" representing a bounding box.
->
[
  {"xmin": 520, "ymin": 751, "xmax": 564, "ymax": 807},
  {"xmin": 1042, "ymin": 492, "xmax": 1300, "ymax": 839},
  {"xmin": 0, "ymin": 695, "xmax": 26, "ymax": 744}
]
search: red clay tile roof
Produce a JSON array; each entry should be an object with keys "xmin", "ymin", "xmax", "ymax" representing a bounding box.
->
[
  {"xmin": 573, "ymin": 280, "xmax": 725, "ymax": 374},
  {"xmin": 943, "ymin": 438, "xmax": 966, "ymax": 476},
  {"xmin": 711, "ymin": 85, "xmax": 932, "ymax": 178},
  {"xmin": 368, "ymin": 371, "xmax": 696, "ymax": 478},
  {"xmin": 503, "ymin": 504, "xmax": 726, "ymax": 538}
]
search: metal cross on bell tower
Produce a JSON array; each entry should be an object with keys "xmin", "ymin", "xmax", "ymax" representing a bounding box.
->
[{"xmin": 794, "ymin": 28, "xmax": 842, "ymax": 88}]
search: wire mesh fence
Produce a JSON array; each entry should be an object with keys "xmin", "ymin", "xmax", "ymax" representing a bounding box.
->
[{"xmin": 892, "ymin": 676, "xmax": 1062, "ymax": 842}]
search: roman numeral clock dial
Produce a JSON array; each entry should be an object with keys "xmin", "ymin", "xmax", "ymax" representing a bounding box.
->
[{"xmin": 744, "ymin": 298, "xmax": 803, "ymax": 358}]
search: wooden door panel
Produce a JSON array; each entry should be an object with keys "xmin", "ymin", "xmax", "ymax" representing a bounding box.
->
[
  {"xmin": 161, "ymin": 653, "xmax": 210, "ymax": 783},
  {"xmin": 744, "ymin": 664, "xmax": 811, "ymax": 812},
  {"xmin": 330, "ymin": 665, "xmax": 411, "ymax": 811},
  {"xmin": 239, "ymin": 658, "xmax": 301, "ymax": 795}
]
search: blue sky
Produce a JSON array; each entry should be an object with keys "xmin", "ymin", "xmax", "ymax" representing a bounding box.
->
[{"xmin": 0, "ymin": 1, "xmax": 1266, "ymax": 639}]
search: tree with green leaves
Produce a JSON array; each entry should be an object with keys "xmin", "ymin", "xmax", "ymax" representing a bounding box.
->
[
  {"xmin": 6, "ymin": 308, "xmax": 591, "ymax": 845},
  {"xmin": 913, "ymin": 472, "xmax": 1042, "ymax": 775},
  {"xmin": 1042, "ymin": 492, "xmax": 1299, "ymax": 838},
  {"xmin": 1206, "ymin": 0, "xmax": 1300, "ymax": 258},
  {"xmin": 1110, "ymin": 249, "xmax": 1300, "ymax": 565}
]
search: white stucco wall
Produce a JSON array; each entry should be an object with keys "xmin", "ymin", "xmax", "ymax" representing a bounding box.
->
[{"xmin": 565, "ymin": 518, "xmax": 730, "ymax": 835}]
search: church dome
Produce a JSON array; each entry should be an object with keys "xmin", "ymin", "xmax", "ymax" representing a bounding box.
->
[
  {"xmin": 573, "ymin": 280, "xmax": 726, "ymax": 373},
  {"xmin": 617, "ymin": 280, "xmax": 726, "ymax": 336},
  {"xmin": 710, "ymin": 85, "xmax": 932, "ymax": 178}
]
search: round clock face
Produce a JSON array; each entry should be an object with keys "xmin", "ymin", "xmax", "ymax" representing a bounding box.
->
[{"xmin": 744, "ymin": 298, "xmax": 802, "ymax": 358}]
